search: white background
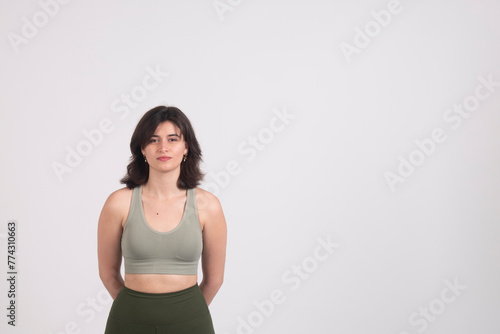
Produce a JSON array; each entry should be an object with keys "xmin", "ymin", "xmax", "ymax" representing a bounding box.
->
[{"xmin": 1, "ymin": 0, "xmax": 500, "ymax": 333}]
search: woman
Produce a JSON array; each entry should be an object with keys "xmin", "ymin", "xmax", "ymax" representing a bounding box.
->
[{"xmin": 98, "ymin": 106, "xmax": 227, "ymax": 333}]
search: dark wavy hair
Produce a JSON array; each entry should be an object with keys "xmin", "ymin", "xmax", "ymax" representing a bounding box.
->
[{"xmin": 120, "ymin": 106, "xmax": 204, "ymax": 189}]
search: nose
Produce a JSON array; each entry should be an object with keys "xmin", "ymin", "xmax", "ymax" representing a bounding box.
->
[{"xmin": 158, "ymin": 139, "xmax": 169, "ymax": 152}]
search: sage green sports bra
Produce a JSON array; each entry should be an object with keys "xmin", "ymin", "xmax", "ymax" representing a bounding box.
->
[{"xmin": 121, "ymin": 186, "xmax": 203, "ymax": 275}]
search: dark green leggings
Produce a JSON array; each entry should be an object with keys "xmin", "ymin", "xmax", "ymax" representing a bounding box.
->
[{"xmin": 104, "ymin": 284, "xmax": 215, "ymax": 334}]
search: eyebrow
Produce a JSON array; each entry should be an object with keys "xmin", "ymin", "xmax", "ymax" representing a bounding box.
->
[{"xmin": 151, "ymin": 134, "xmax": 181, "ymax": 138}]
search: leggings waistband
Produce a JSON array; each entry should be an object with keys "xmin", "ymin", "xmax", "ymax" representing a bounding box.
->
[{"xmin": 121, "ymin": 283, "xmax": 199, "ymax": 299}]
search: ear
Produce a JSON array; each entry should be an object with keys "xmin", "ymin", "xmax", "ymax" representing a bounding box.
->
[{"xmin": 183, "ymin": 142, "xmax": 188, "ymax": 155}]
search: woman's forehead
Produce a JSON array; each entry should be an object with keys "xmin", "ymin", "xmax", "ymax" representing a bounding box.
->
[{"xmin": 154, "ymin": 121, "xmax": 181, "ymax": 135}]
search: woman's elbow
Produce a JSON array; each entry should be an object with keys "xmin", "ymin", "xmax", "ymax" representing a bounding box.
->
[{"xmin": 99, "ymin": 267, "xmax": 119, "ymax": 285}]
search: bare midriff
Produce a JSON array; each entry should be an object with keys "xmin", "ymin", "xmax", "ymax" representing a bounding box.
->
[{"xmin": 124, "ymin": 273, "xmax": 198, "ymax": 293}]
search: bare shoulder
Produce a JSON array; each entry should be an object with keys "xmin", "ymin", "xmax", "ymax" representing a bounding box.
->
[
  {"xmin": 194, "ymin": 187, "xmax": 222, "ymax": 212},
  {"xmin": 101, "ymin": 187, "xmax": 134, "ymax": 226},
  {"xmin": 106, "ymin": 187, "xmax": 133, "ymax": 208},
  {"xmin": 193, "ymin": 187, "xmax": 225, "ymax": 228}
]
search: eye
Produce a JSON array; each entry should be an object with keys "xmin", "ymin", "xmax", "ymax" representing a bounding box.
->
[
  {"xmin": 150, "ymin": 138, "xmax": 159, "ymax": 143},
  {"xmin": 169, "ymin": 138, "xmax": 178, "ymax": 142}
]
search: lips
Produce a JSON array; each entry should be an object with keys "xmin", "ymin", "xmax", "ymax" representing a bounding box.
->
[{"xmin": 157, "ymin": 156, "xmax": 171, "ymax": 162}]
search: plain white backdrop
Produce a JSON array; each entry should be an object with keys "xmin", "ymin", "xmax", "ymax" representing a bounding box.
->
[{"xmin": 1, "ymin": 0, "xmax": 500, "ymax": 333}]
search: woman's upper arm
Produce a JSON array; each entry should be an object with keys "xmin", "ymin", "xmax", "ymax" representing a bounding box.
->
[
  {"xmin": 97, "ymin": 189, "xmax": 129, "ymax": 277},
  {"xmin": 198, "ymin": 190, "xmax": 227, "ymax": 283}
]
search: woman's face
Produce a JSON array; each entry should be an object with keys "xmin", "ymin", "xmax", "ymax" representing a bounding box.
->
[{"xmin": 141, "ymin": 121, "xmax": 188, "ymax": 174}]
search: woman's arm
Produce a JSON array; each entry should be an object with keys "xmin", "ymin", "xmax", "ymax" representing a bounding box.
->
[
  {"xmin": 198, "ymin": 190, "xmax": 227, "ymax": 306},
  {"xmin": 97, "ymin": 190, "xmax": 128, "ymax": 299}
]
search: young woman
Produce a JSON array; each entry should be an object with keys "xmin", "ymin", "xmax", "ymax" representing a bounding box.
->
[{"xmin": 98, "ymin": 106, "xmax": 227, "ymax": 333}]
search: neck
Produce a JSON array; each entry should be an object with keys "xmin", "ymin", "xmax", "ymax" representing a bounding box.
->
[{"xmin": 143, "ymin": 167, "xmax": 184, "ymax": 199}]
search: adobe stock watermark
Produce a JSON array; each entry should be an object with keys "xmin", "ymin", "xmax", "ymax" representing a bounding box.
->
[
  {"xmin": 6, "ymin": 221, "xmax": 18, "ymax": 326},
  {"xmin": 384, "ymin": 73, "xmax": 499, "ymax": 192},
  {"xmin": 47, "ymin": 287, "xmax": 112, "ymax": 334},
  {"xmin": 7, "ymin": 0, "xmax": 73, "ymax": 53},
  {"xmin": 340, "ymin": 0, "xmax": 408, "ymax": 64},
  {"xmin": 222, "ymin": 234, "xmax": 340, "ymax": 334},
  {"xmin": 212, "ymin": 0, "xmax": 243, "ymax": 21},
  {"xmin": 51, "ymin": 64, "xmax": 170, "ymax": 182},
  {"xmin": 202, "ymin": 106, "xmax": 295, "ymax": 196},
  {"xmin": 395, "ymin": 277, "xmax": 466, "ymax": 334}
]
